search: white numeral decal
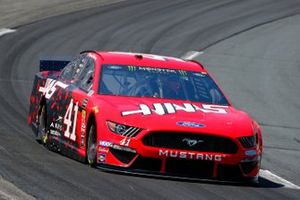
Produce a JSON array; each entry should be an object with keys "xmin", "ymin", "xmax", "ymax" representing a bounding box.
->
[
  {"xmin": 120, "ymin": 138, "xmax": 130, "ymax": 146},
  {"xmin": 64, "ymin": 99, "xmax": 79, "ymax": 141}
]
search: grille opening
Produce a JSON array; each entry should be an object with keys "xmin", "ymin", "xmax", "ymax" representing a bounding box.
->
[
  {"xmin": 110, "ymin": 148, "xmax": 136, "ymax": 164},
  {"xmin": 240, "ymin": 161, "xmax": 258, "ymax": 174},
  {"xmin": 143, "ymin": 132, "xmax": 238, "ymax": 154},
  {"xmin": 217, "ymin": 164, "xmax": 243, "ymax": 180},
  {"xmin": 128, "ymin": 157, "xmax": 254, "ymax": 181},
  {"xmin": 130, "ymin": 157, "xmax": 161, "ymax": 171},
  {"xmin": 165, "ymin": 158, "xmax": 214, "ymax": 178}
]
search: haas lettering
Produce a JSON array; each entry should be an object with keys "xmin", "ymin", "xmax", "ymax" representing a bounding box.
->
[{"xmin": 121, "ymin": 103, "xmax": 228, "ymax": 116}]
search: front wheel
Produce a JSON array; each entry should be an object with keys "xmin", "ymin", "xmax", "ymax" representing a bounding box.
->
[{"xmin": 87, "ymin": 124, "xmax": 97, "ymax": 167}]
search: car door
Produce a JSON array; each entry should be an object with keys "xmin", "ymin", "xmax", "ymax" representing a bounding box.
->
[{"xmin": 43, "ymin": 53, "xmax": 95, "ymax": 153}]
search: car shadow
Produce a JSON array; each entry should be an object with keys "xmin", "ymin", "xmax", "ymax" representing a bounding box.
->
[
  {"xmin": 103, "ymin": 169, "xmax": 284, "ymax": 188},
  {"xmin": 257, "ymin": 176, "xmax": 284, "ymax": 188}
]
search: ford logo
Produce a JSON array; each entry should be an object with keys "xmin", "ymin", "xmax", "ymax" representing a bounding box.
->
[{"xmin": 176, "ymin": 121, "xmax": 205, "ymax": 128}]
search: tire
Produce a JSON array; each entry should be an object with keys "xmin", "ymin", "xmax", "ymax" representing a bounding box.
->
[
  {"xmin": 87, "ymin": 124, "xmax": 97, "ymax": 167},
  {"xmin": 36, "ymin": 105, "xmax": 48, "ymax": 145}
]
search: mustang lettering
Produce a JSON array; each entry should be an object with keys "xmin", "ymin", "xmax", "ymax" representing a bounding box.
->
[{"xmin": 158, "ymin": 150, "xmax": 224, "ymax": 161}]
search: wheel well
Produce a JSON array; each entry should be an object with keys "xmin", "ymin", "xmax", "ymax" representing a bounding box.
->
[
  {"xmin": 38, "ymin": 95, "xmax": 46, "ymax": 115},
  {"xmin": 37, "ymin": 96, "xmax": 48, "ymax": 126},
  {"xmin": 86, "ymin": 113, "xmax": 96, "ymax": 145},
  {"xmin": 87, "ymin": 113, "xmax": 96, "ymax": 132},
  {"xmin": 86, "ymin": 112, "xmax": 96, "ymax": 162}
]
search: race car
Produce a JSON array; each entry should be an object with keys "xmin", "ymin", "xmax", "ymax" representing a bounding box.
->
[{"xmin": 28, "ymin": 51, "xmax": 263, "ymax": 182}]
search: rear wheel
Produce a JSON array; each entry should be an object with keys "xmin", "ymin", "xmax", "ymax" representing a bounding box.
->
[
  {"xmin": 87, "ymin": 124, "xmax": 97, "ymax": 167},
  {"xmin": 37, "ymin": 105, "xmax": 48, "ymax": 145}
]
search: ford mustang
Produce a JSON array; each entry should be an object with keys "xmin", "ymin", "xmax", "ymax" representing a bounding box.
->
[{"xmin": 28, "ymin": 51, "xmax": 263, "ymax": 183}]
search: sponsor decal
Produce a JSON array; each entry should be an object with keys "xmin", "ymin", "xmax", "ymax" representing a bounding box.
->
[
  {"xmin": 127, "ymin": 65, "xmax": 180, "ymax": 74},
  {"xmin": 128, "ymin": 66, "xmax": 137, "ymax": 71},
  {"xmin": 50, "ymin": 119, "xmax": 63, "ymax": 131},
  {"xmin": 82, "ymin": 98, "xmax": 88, "ymax": 109},
  {"xmin": 182, "ymin": 138, "xmax": 204, "ymax": 147},
  {"xmin": 99, "ymin": 140, "xmax": 136, "ymax": 153},
  {"xmin": 99, "ymin": 140, "xmax": 113, "ymax": 147},
  {"xmin": 178, "ymin": 70, "xmax": 187, "ymax": 76},
  {"xmin": 121, "ymin": 103, "xmax": 228, "ymax": 116},
  {"xmin": 80, "ymin": 110, "xmax": 86, "ymax": 147},
  {"xmin": 176, "ymin": 121, "xmax": 205, "ymax": 128},
  {"xmin": 98, "ymin": 154, "xmax": 106, "ymax": 163},
  {"xmin": 50, "ymin": 130, "xmax": 61, "ymax": 136},
  {"xmin": 49, "ymin": 117, "xmax": 63, "ymax": 137},
  {"xmin": 138, "ymin": 66, "xmax": 176, "ymax": 74},
  {"xmin": 158, "ymin": 149, "xmax": 224, "ymax": 162},
  {"xmin": 98, "ymin": 147, "xmax": 109, "ymax": 153}
]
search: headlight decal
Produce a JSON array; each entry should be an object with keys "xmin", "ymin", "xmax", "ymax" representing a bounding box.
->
[
  {"xmin": 107, "ymin": 121, "xmax": 141, "ymax": 137},
  {"xmin": 123, "ymin": 127, "xmax": 141, "ymax": 137},
  {"xmin": 238, "ymin": 134, "xmax": 257, "ymax": 148}
]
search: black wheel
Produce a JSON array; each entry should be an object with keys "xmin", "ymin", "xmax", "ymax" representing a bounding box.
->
[
  {"xmin": 36, "ymin": 105, "xmax": 48, "ymax": 145},
  {"xmin": 87, "ymin": 124, "xmax": 97, "ymax": 167}
]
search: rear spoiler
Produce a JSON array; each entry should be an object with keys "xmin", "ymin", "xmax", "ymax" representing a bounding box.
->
[{"xmin": 39, "ymin": 59, "xmax": 70, "ymax": 72}]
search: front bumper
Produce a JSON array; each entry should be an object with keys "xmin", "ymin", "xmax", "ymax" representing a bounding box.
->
[{"xmin": 96, "ymin": 138, "xmax": 261, "ymax": 181}]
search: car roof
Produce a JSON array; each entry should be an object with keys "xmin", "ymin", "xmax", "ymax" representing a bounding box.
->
[{"xmin": 92, "ymin": 51, "xmax": 206, "ymax": 72}]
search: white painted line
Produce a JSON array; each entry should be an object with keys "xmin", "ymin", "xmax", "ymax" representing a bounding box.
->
[
  {"xmin": 260, "ymin": 169, "xmax": 300, "ymax": 190},
  {"xmin": 0, "ymin": 144, "xmax": 10, "ymax": 156},
  {"xmin": 0, "ymin": 175, "xmax": 35, "ymax": 200},
  {"xmin": 182, "ymin": 51, "xmax": 204, "ymax": 60},
  {"xmin": 0, "ymin": 28, "xmax": 16, "ymax": 37}
]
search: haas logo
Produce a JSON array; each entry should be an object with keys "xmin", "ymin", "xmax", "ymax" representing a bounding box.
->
[
  {"xmin": 39, "ymin": 78, "xmax": 68, "ymax": 99},
  {"xmin": 121, "ymin": 103, "xmax": 228, "ymax": 116}
]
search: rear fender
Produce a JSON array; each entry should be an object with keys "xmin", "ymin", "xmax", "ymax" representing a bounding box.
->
[{"xmin": 28, "ymin": 72, "xmax": 52, "ymax": 128}]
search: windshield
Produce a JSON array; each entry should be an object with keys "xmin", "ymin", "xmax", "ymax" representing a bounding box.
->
[{"xmin": 99, "ymin": 65, "xmax": 229, "ymax": 105}]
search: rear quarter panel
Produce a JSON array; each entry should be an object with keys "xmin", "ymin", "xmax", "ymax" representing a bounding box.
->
[{"xmin": 28, "ymin": 71, "xmax": 58, "ymax": 126}]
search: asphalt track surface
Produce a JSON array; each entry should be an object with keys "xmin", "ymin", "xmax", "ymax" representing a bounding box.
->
[{"xmin": 0, "ymin": 0, "xmax": 300, "ymax": 199}]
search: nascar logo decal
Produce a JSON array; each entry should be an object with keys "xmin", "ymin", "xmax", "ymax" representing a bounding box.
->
[{"xmin": 121, "ymin": 103, "xmax": 228, "ymax": 116}]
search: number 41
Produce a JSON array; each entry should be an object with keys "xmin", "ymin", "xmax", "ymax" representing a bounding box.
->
[{"xmin": 64, "ymin": 99, "xmax": 78, "ymax": 141}]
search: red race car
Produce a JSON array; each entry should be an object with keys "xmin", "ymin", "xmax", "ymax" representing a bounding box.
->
[{"xmin": 28, "ymin": 51, "xmax": 263, "ymax": 183}]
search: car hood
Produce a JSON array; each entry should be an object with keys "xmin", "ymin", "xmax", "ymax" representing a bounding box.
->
[{"xmin": 94, "ymin": 95, "xmax": 254, "ymax": 138}]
